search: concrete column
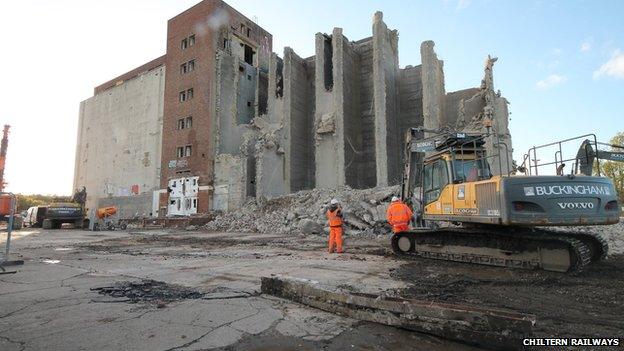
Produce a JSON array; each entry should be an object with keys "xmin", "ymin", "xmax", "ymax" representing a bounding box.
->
[
  {"xmin": 373, "ymin": 12, "xmax": 400, "ymax": 186},
  {"xmin": 314, "ymin": 31, "xmax": 345, "ymax": 188},
  {"xmin": 420, "ymin": 41, "xmax": 446, "ymax": 135}
]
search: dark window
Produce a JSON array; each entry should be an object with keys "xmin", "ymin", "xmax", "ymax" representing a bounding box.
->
[
  {"xmin": 180, "ymin": 60, "xmax": 195, "ymax": 74},
  {"xmin": 176, "ymin": 147, "xmax": 184, "ymax": 158},
  {"xmin": 452, "ymin": 158, "xmax": 492, "ymax": 183},
  {"xmin": 246, "ymin": 27, "xmax": 251, "ymax": 37},
  {"xmin": 177, "ymin": 118, "xmax": 185, "ymax": 130},
  {"xmin": 181, "ymin": 38, "xmax": 188, "ymax": 50},
  {"xmin": 179, "ymin": 91, "xmax": 186, "ymax": 102},
  {"xmin": 244, "ymin": 44, "xmax": 254, "ymax": 65},
  {"xmin": 323, "ymin": 36, "xmax": 333, "ymax": 91},
  {"xmin": 424, "ymin": 160, "xmax": 449, "ymax": 204}
]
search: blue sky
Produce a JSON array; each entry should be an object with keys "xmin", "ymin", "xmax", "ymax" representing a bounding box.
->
[{"xmin": 0, "ymin": 0, "xmax": 622, "ymax": 194}]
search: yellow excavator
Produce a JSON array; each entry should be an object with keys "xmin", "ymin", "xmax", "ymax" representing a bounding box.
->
[{"xmin": 394, "ymin": 127, "xmax": 620, "ymax": 273}]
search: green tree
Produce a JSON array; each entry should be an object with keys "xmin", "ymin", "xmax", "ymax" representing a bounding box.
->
[
  {"xmin": 15, "ymin": 194, "xmax": 72, "ymax": 212},
  {"xmin": 599, "ymin": 132, "xmax": 624, "ymax": 204}
]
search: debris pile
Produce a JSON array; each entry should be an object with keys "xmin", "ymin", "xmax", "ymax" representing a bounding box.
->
[
  {"xmin": 92, "ymin": 280, "xmax": 203, "ymax": 304},
  {"xmin": 204, "ymin": 186, "xmax": 401, "ymax": 236},
  {"xmin": 549, "ymin": 222, "xmax": 624, "ymax": 256}
]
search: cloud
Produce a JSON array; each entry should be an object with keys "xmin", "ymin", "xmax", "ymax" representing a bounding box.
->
[
  {"xmin": 580, "ymin": 42, "xmax": 591, "ymax": 52},
  {"xmin": 593, "ymin": 50, "xmax": 624, "ymax": 79},
  {"xmin": 536, "ymin": 74, "xmax": 567, "ymax": 90}
]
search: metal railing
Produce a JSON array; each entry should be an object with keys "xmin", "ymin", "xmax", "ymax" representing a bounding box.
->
[{"xmin": 519, "ymin": 134, "xmax": 599, "ymax": 176}]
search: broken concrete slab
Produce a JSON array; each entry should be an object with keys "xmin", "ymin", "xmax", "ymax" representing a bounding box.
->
[{"xmin": 261, "ymin": 276, "xmax": 535, "ymax": 350}]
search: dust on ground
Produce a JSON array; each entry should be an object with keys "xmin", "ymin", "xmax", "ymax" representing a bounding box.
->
[{"xmin": 391, "ymin": 253, "xmax": 624, "ymax": 339}]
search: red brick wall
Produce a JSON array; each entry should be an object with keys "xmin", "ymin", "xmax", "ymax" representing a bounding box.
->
[
  {"xmin": 160, "ymin": 0, "xmax": 273, "ymax": 213},
  {"xmin": 197, "ymin": 189, "xmax": 211, "ymax": 213}
]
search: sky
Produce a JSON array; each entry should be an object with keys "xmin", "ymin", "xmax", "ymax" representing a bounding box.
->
[{"xmin": 0, "ymin": 0, "xmax": 622, "ymax": 195}]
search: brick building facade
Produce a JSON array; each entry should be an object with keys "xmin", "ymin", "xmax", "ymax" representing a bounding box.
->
[{"xmin": 158, "ymin": 1, "xmax": 272, "ymax": 216}]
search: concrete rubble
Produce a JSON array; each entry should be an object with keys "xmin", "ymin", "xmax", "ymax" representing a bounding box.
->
[
  {"xmin": 261, "ymin": 276, "xmax": 535, "ymax": 350},
  {"xmin": 204, "ymin": 185, "xmax": 400, "ymax": 236}
]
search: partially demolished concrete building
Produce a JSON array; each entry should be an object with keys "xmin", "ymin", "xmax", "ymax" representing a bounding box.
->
[{"xmin": 74, "ymin": 0, "xmax": 512, "ymax": 217}]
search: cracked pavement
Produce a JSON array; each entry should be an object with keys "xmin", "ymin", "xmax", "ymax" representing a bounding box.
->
[{"xmin": 0, "ymin": 228, "xmax": 479, "ymax": 350}]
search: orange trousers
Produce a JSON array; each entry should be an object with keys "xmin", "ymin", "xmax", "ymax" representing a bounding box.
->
[{"xmin": 328, "ymin": 226, "xmax": 344, "ymax": 253}]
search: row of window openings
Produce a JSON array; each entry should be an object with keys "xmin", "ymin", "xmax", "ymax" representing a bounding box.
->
[
  {"xmin": 179, "ymin": 88, "xmax": 194, "ymax": 102},
  {"xmin": 177, "ymin": 116, "xmax": 193, "ymax": 130},
  {"xmin": 170, "ymin": 198, "xmax": 198, "ymax": 211},
  {"xmin": 180, "ymin": 59, "xmax": 195, "ymax": 74},
  {"xmin": 176, "ymin": 145, "xmax": 192, "ymax": 158},
  {"xmin": 181, "ymin": 35, "xmax": 195, "ymax": 50}
]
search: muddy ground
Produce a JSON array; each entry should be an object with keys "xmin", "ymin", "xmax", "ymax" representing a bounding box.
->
[{"xmin": 392, "ymin": 255, "xmax": 624, "ymax": 339}]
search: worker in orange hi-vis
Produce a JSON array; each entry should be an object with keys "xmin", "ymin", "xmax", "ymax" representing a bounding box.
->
[
  {"xmin": 386, "ymin": 196, "xmax": 413, "ymax": 233},
  {"xmin": 326, "ymin": 199, "xmax": 344, "ymax": 253}
]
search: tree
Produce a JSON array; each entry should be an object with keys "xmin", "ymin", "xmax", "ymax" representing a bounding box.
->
[
  {"xmin": 599, "ymin": 132, "xmax": 624, "ymax": 204},
  {"xmin": 15, "ymin": 194, "xmax": 72, "ymax": 212}
]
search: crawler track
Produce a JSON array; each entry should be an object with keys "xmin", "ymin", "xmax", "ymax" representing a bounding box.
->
[{"xmin": 391, "ymin": 226, "xmax": 608, "ymax": 273}]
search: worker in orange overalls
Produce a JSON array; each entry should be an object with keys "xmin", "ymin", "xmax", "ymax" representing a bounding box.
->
[
  {"xmin": 326, "ymin": 199, "xmax": 344, "ymax": 253},
  {"xmin": 386, "ymin": 196, "xmax": 413, "ymax": 233}
]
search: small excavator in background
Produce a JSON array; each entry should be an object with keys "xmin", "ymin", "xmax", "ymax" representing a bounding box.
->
[{"xmin": 394, "ymin": 126, "xmax": 620, "ymax": 273}]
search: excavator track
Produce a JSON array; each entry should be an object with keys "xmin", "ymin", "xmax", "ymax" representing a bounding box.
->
[{"xmin": 391, "ymin": 227, "xmax": 607, "ymax": 273}]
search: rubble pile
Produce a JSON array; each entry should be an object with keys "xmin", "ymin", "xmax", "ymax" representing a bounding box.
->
[
  {"xmin": 204, "ymin": 186, "xmax": 401, "ymax": 236},
  {"xmin": 550, "ymin": 222, "xmax": 624, "ymax": 256}
]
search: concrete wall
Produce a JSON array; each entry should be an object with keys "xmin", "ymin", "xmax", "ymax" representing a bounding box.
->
[
  {"xmin": 255, "ymin": 54, "xmax": 286, "ymax": 200},
  {"xmin": 284, "ymin": 49, "xmax": 315, "ymax": 192},
  {"xmin": 97, "ymin": 193, "xmax": 153, "ymax": 219},
  {"xmin": 445, "ymin": 88, "xmax": 481, "ymax": 128},
  {"xmin": 74, "ymin": 66, "xmax": 165, "ymax": 212},
  {"xmin": 341, "ymin": 33, "xmax": 363, "ymax": 188},
  {"xmin": 355, "ymin": 39, "xmax": 377, "ymax": 189},
  {"xmin": 213, "ymin": 49, "xmax": 258, "ymax": 208},
  {"xmin": 213, "ymin": 154, "xmax": 247, "ymax": 211},
  {"xmin": 398, "ymin": 65, "xmax": 424, "ymax": 185}
]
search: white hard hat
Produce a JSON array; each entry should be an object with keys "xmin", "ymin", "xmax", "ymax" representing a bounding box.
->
[
  {"xmin": 330, "ymin": 199, "xmax": 339, "ymax": 205},
  {"xmin": 391, "ymin": 196, "xmax": 400, "ymax": 202}
]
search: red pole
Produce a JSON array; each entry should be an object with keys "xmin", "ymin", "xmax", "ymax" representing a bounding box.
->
[{"xmin": 0, "ymin": 125, "xmax": 10, "ymax": 192}]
